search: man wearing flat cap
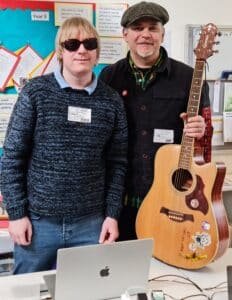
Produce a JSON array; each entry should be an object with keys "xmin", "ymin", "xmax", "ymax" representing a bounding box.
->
[
  {"xmin": 121, "ymin": 1, "xmax": 169, "ymax": 27},
  {"xmin": 99, "ymin": 1, "xmax": 212, "ymax": 240}
]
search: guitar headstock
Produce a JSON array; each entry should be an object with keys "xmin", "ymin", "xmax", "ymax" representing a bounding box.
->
[{"xmin": 194, "ymin": 23, "xmax": 219, "ymax": 60}]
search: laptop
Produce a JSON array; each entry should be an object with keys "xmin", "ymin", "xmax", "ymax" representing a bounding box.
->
[
  {"xmin": 228, "ymin": 266, "xmax": 232, "ymax": 300},
  {"xmin": 43, "ymin": 238, "xmax": 153, "ymax": 300}
]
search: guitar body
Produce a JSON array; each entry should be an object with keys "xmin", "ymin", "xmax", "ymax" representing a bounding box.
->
[{"xmin": 136, "ymin": 144, "xmax": 230, "ymax": 269}]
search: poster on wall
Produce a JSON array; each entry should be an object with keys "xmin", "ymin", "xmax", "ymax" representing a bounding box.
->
[
  {"xmin": 99, "ymin": 37, "xmax": 127, "ymax": 64},
  {"xmin": 96, "ymin": 3, "xmax": 127, "ymax": 37},
  {"xmin": 223, "ymin": 82, "xmax": 232, "ymax": 142},
  {"xmin": 12, "ymin": 45, "xmax": 43, "ymax": 87},
  {"xmin": 0, "ymin": 47, "xmax": 20, "ymax": 92},
  {"xmin": 0, "ymin": 94, "xmax": 17, "ymax": 148},
  {"xmin": 54, "ymin": 2, "xmax": 94, "ymax": 26}
]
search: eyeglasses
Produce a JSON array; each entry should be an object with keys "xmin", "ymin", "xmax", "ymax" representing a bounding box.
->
[{"xmin": 61, "ymin": 38, "xmax": 98, "ymax": 51}]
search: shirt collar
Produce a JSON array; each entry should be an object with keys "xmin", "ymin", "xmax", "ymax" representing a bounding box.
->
[
  {"xmin": 128, "ymin": 49, "xmax": 166, "ymax": 90},
  {"xmin": 54, "ymin": 67, "xmax": 98, "ymax": 95},
  {"xmin": 127, "ymin": 46, "xmax": 170, "ymax": 76}
]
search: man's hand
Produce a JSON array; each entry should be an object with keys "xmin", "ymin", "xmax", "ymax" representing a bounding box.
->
[
  {"xmin": 8, "ymin": 217, "xmax": 32, "ymax": 246},
  {"xmin": 99, "ymin": 217, "xmax": 119, "ymax": 244},
  {"xmin": 181, "ymin": 112, "xmax": 206, "ymax": 139}
]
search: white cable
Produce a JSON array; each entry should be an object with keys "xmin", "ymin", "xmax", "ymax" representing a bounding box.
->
[
  {"xmin": 121, "ymin": 291, "xmax": 131, "ymax": 300},
  {"xmin": 120, "ymin": 285, "xmax": 147, "ymax": 300}
]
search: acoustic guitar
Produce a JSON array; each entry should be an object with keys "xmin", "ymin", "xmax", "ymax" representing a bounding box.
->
[{"xmin": 136, "ymin": 23, "xmax": 230, "ymax": 269}]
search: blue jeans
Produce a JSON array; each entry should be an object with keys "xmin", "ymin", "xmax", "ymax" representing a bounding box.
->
[{"xmin": 13, "ymin": 212, "xmax": 104, "ymax": 274}]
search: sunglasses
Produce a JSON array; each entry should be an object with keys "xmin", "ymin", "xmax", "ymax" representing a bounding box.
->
[{"xmin": 61, "ymin": 38, "xmax": 98, "ymax": 51}]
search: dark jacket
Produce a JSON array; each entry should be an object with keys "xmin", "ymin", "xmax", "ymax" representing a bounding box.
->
[{"xmin": 99, "ymin": 48, "xmax": 211, "ymax": 204}]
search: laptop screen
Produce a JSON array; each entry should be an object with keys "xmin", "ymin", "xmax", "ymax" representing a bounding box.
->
[{"xmin": 52, "ymin": 239, "xmax": 153, "ymax": 300}]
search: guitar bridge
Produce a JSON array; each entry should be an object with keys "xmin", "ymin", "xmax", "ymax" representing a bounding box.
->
[{"xmin": 160, "ymin": 207, "xmax": 194, "ymax": 223}]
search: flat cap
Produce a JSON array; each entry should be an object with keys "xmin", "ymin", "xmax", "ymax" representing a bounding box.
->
[{"xmin": 121, "ymin": 1, "xmax": 169, "ymax": 27}]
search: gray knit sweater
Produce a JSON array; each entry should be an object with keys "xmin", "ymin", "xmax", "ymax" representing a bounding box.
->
[{"xmin": 0, "ymin": 73, "xmax": 128, "ymax": 221}]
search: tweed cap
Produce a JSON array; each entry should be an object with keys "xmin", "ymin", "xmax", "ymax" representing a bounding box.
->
[{"xmin": 121, "ymin": 1, "xmax": 169, "ymax": 27}]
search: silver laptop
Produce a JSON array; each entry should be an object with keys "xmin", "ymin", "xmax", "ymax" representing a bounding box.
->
[{"xmin": 43, "ymin": 238, "xmax": 153, "ymax": 300}]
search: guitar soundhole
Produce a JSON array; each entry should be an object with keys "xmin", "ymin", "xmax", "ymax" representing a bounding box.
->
[{"xmin": 172, "ymin": 168, "xmax": 193, "ymax": 191}]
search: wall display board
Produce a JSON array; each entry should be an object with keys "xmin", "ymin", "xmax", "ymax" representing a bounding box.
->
[
  {"xmin": 0, "ymin": 0, "xmax": 57, "ymax": 94},
  {"xmin": 0, "ymin": 0, "xmax": 57, "ymax": 160},
  {"xmin": 54, "ymin": 2, "xmax": 94, "ymax": 26},
  {"xmin": 185, "ymin": 24, "xmax": 232, "ymax": 80}
]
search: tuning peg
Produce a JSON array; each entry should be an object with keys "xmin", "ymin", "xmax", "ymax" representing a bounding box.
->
[
  {"xmin": 214, "ymin": 41, "xmax": 220, "ymax": 45},
  {"xmin": 213, "ymin": 50, "xmax": 219, "ymax": 54},
  {"xmin": 217, "ymin": 31, "xmax": 222, "ymax": 36}
]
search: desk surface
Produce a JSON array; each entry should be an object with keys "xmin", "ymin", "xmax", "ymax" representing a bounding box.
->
[
  {"xmin": 0, "ymin": 249, "xmax": 231, "ymax": 300},
  {"xmin": 149, "ymin": 248, "xmax": 231, "ymax": 300}
]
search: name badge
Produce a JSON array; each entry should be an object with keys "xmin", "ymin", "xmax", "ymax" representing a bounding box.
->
[
  {"xmin": 153, "ymin": 129, "xmax": 174, "ymax": 143},
  {"xmin": 68, "ymin": 106, "xmax": 91, "ymax": 123}
]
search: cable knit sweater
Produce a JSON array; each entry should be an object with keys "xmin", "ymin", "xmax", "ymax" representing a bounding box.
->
[{"xmin": 0, "ymin": 73, "xmax": 128, "ymax": 221}]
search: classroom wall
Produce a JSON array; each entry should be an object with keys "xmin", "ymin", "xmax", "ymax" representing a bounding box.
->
[
  {"xmin": 153, "ymin": 0, "xmax": 232, "ymax": 62},
  {"xmin": 40, "ymin": 0, "xmax": 232, "ymax": 62}
]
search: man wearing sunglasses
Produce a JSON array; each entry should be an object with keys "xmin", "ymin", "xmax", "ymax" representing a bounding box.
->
[
  {"xmin": 1, "ymin": 17, "xmax": 128, "ymax": 274},
  {"xmin": 99, "ymin": 1, "xmax": 212, "ymax": 241}
]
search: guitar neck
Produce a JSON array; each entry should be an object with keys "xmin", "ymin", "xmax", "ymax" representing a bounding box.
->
[{"xmin": 179, "ymin": 60, "xmax": 205, "ymax": 169}]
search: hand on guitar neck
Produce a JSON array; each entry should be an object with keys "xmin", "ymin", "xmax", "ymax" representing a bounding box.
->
[{"xmin": 180, "ymin": 112, "xmax": 206, "ymax": 139}]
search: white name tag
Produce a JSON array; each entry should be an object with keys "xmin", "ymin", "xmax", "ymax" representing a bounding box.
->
[
  {"xmin": 68, "ymin": 106, "xmax": 91, "ymax": 123},
  {"xmin": 153, "ymin": 129, "xmax": 174, "ymax": 143}
]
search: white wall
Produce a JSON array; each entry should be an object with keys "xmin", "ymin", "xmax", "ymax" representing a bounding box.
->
[
  {"xmin": 48, "ymin": 0, "xmax": 232, "ymax": 62},
  {"xmin": 156, "ymin": 0, "xmax": 232, "ymax": 61}
]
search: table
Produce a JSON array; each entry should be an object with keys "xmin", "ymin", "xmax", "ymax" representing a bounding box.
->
[
  {"xmin": 149, "ymin": 248, "xmax": 232, "ymax": 299},
  {"xmin": 0, "ymin": 249, "xmax": 231, "ymax": 300}
]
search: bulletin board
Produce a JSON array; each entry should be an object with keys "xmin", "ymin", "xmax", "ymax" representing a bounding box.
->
[
  {"xmin": 0, "ymin": 1, "xmax": 56, "ymax": 157},
  {"xmin": 0, "ymin": 0, "xmax": 107, "ymax": 95},
  {"xmin": 185, "ymin": 24, "xmax": 232, "ymax": 80},
  {"xmin": 0, "ymin": 1, "xmax": 56, "ymax": 94}
]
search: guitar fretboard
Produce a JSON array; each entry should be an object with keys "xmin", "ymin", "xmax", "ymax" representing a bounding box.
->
[{"xmin": 179, "ymin": 60, "xmax": 205, "ymax": 170}]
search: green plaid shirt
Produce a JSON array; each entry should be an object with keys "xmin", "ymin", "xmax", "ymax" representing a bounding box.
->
[{"xmin": 129, "ymin": 49, "xmax": 164, "ymax": 90}]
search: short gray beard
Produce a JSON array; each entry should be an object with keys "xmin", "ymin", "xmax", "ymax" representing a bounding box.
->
[{"xmin": 137, "ymin": 49, "xmax": 154, "ymax": 58}]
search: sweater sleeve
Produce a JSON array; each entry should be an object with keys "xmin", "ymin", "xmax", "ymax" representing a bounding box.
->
[
  {"xmin": 104, "ymin": 94, "xmax": 128, "ymax": 220},
  {"xmin": 0, "ymin": 87, "xmax": 36, "ymax": 220}
]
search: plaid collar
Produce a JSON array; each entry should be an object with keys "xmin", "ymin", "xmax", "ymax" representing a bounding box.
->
[{"xmin": 129, "ymin": 49, "xmax": 164, "ymax": 90}]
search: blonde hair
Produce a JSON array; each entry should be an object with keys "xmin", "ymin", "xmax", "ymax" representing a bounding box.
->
[{"xmin": 56, "ymin": 17, "xmax": 100, "ymax": 64}]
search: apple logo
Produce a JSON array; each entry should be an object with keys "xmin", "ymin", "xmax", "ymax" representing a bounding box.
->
[{"xmin": 99, "ymin": 266, "xmax": 110, "ymax": 277}]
